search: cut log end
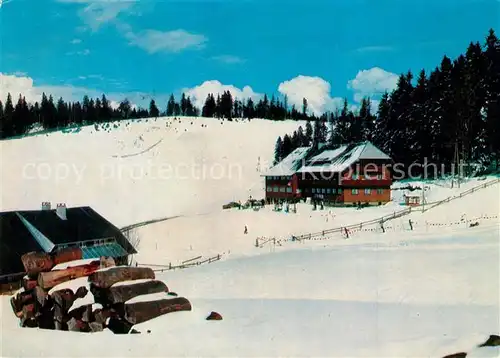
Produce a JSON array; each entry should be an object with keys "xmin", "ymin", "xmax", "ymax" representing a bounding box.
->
[{"xmin": 88, "ymin": 267, "xmax": 155, "ymax": 289}]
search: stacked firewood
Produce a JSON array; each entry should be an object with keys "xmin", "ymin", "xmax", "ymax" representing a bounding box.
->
[{"xmin": 10, "ymin": 248, "xmax": 192, "ymax": 334}]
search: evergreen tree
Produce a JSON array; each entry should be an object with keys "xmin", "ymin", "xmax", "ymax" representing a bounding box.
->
[
  {"xmin": 244, "ymin": 98, "xmax": 255, "ymax": 119},
  {"xmin": 166, "ymin": 94, "xmax": 176, "ymax": 116},
  {"xmin": 149, "ymin": 99, "xmax": 160, "ymax": 118},
  {"xmin": 358, "ymin": 97, "xmax": 375, "ymax": 141},
  {"xmin": 297, "ymin": 125, "xmax": 308, "ymax": 147},
  {"xmin": 174, "ymin": 102, "xmax": 181, "ymax": 116},
  {"xmin": 118, "ymin": 99, "xmax": 132, "ymax": 119},
  {"xmin": 274, "ymin": 136, "xmax": 284, "ymax": 164},
  {"xmin": 331, "ymin": 98, "xmax": 351, "ymax": 145},
  {"xmin": 305, "ymin": 121, "xmax": 313, "ymax": 145},
  {"xmin": 56, "ymin": 97, "xmax": 69, "ymax": 128},
  {"xmin": 202, "ymin": 94, "xmax": 216, "ymax": 117},
  {"xmin": 483, "ymin": 29, "xmax": 500, "ymax": 169},
  {"xmin": 101, "ymin": 94, "xmax": 112, "ymax": 121},
  {"xmin": 282, "ymin": 134, "xmax": 293, "ymax": 158}
]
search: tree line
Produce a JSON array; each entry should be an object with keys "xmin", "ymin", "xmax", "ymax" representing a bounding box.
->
[
  {"xmin": 0, "ymin": 89, "xmax": 317, "ymax": 139},
  {"xmin": 274, "ymin": 28, "xmax": 500, "ymax": 175}
]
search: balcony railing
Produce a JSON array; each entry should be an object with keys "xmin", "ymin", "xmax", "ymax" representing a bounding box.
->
[{"xmin": 341, "ymin": 179, "xmax": 392, "ymax": 187}]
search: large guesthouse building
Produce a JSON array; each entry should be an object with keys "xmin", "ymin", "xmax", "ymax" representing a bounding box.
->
[{"xmin": 263, "ymin": 141, "xmax": 393, "ymax": 206}]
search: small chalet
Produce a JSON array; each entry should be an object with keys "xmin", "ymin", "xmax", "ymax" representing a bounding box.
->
[
  {"xmin": 0, "ymin": 203, "xmax": 137, "ymax": 286},
  {"xmin": 263, "ymin": 141, "xmax": 393, "ymax": 206},
  {"xmin": 404, "ymin": 193, "xmax": 421, "ymax": 207}
]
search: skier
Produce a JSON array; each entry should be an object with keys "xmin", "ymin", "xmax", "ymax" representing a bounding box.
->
[{"xmin": 244, "ymin": 225, "xmax": 248, "ymax": 234}]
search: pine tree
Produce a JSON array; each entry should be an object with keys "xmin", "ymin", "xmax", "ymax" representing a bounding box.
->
[
  {"xmin": 56, "ymin": 97, "xmax": 69, "ymax": 128},
  {"xmin": 149, "ymin": 99, "xmax": 160, "ymax": 118},
  {"xmin": 302, "ymin": 98, "xmax": 308, "ymax": 119},
  {"xmin": 331, "ymin": 98, "xmax": 351, "ymax": 145},
  {"xmin": 202, "ymin": 94, "xmax": 216, "ymax": 117},
  {"xmin": 358, "ymin": 97, "xmax": 375, "ymax": 141},
  {"xmin": 297, "ymin": 125, "xmax": 308, "ymax": 147},
  {"xmin": 101, "ymin": 94, "xmax": 112, "ymax": 121},
  {"xmin": 118, "ymin": 99, "xmax": 132, "ymax": 119},
  {"xmin": 244, "ymin": 98, "xmax": 255, "ymax": 119},
  {"xmin": 166, "ymin": 94, "xmax": 176, "ymax": 116},
  {"xmin": 483, "ymin": 29, "xmax": 500, "ymax": 169},
  {"xmin": 282, "ymin": 134, "xmax": 293, "ymax": 158},
  {"xmin": 274, "ymin": 136, "xmax": 284, "ymax": 164},
  {"xmin": 305, "ymin": 121, "xmax": 313, "ymax": 146},
  {"xmin": 174, "ymin": 102, "xmax": 181, "ymax": 116}
]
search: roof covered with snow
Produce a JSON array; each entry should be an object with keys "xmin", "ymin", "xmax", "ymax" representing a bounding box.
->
[
  {"xmin": 0, "ymin": 207, "xmax": 136, "ymax": 280},
  {"xmin": 298, "ymin": 141, "xmax": 391, "ymax": 174},
  {"xmin": 262, "ymin": 147, "xmax": 310, "ymax": 176}
]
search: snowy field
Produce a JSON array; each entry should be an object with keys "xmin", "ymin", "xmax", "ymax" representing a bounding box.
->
[
  {"xmin": 0, "ymin": 117, "xmax": 306, "ymax": 227},
  {"xmin": 134, "ymin": 178, "xmax": 499, "ymax": 266},
  {"xmin": 1, "ymin": 117, "xmax": 499, "ymax": 357},
  {"xmin": 1, "ymin": 222, "xmax": 499, "ymax": 357}
]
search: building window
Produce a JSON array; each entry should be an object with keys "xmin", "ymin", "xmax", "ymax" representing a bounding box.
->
[
  {"xmin": 286, "ymin": 187, "xmax": 292, "ymax": 193},
  {"xmin": 338, "ymin": 188, "xmax": 343, "ymax": 194},
  {"xmin": 267, "ymin": 187, "xmax": 272, "ymax": 192},
  {"xmin": 352, "ymin": 174, "xmax": 359, "ymax": 180},
  {"xmin": 364, "ymin": 189, "xmax": 371, "ymax": 195},
  {"xmin": 326, "ymin": 188, "xmax": 331, "ymax": 194},
  {"xmin": 321, "ymin": 188, "xmax": 325, "ymax": 194},
  {"xmin": 280, "ymin": 187, "xmax": 286, "ymax": 193},
  {"xmin": 312, "ymin": 188, "xmax": 316, "ymax": 193},
  {"xmin": 377, "ymin": 174, "xmax": 383, "ymax": 180},
  {"xmin": 377, "ymin": 189, "xmax": 384, "ymax": 194},
  {"xmin": 273, "ymin": 186, "xmax": 279, "ymax": 192},
  {"xmin": 352, "ymin": 189, "xmax": 359, "ymax": 195}
]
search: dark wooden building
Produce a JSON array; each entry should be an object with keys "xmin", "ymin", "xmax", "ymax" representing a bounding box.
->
[
  {"xmin": 263, "ymin": 141, "xmax": 393, "ymax": 206},
  {"xmin": 0, "ymin": 203, "xmax": 137, "ymax": 286}
]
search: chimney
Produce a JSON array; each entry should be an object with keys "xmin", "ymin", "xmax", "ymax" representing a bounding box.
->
[
  {"xmin": 41, "ymin": 202, "xmax": 51, "ymax": 211},
  {"xmin": 56, "ymin": 203, "xmax": 67, "ymax": 220}
]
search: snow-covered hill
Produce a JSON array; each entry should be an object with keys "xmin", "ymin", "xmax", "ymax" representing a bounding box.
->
[
  {"xmin": 0, "ymin": 117, "xmax": 305, "ymax": 227},
  {"xmin": 1, "ymin": 222, "xmax": 498, "ymax": 357}
]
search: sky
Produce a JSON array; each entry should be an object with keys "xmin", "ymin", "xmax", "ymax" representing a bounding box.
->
[{"xmin": 0, "ymin": 0, "xmax": 498, "ymax": 114}]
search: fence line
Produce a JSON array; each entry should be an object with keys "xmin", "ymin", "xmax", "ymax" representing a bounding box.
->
[
  {"xmin": 256, "ymin": 214, "xmax": 499, "ymax": 247},
  {"xmin": 256, "ymin": 178, "xmax": 500, "ymax": 246},
  {"xmin": 137, "ymin": 253, "xmax": 222, "ymax": 273}
]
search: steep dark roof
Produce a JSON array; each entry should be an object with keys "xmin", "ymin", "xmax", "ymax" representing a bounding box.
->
[{"xmin": 0, "ymin": 206, "xmax": 137, "ymax": 280}]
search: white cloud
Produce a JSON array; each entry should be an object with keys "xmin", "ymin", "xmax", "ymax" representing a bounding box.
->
[
  {"xmin": 211, "ymin": 55, "xmax": 246, "ymax": 64},
  {"xmin": 184, "ymin": 80, "xmax": 260, "ymax": 110},
  {"xmin": 71, "ymin": 38, "xmax": 82, "ymax": 44},
  {"xmin": 57, "ymin": 0, "xmax": 137, "ymax": 31},
  {"xmin": 67, "ymin": 49, "xmax": 91, "ymax": 56},
  {"xmin": 125, "ymin": 29, "xmax": 207, "ymax": 54},
  {"xmin": 355, "ymin": 46, "xmax": 394, "ymax": 53},
  {"xmin": 347, "ymin": 67, "xmax": 399, "ymax": 99},
  {"xmin": 278, "ymin": 75, "xmax": 343, "ymax": 115}
]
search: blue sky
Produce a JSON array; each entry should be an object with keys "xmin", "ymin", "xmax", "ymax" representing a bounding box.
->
[{"xmin": 0, "ymin": 0, "xmax": 498, "ymax": 113}]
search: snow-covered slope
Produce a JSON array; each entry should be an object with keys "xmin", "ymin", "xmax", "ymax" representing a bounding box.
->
[
  {"xmin": 0, "ymin": 117, "xmax": 305, "ymax": 227},
  {"xmin": 134, "ymin": 178, "xmax": 499, "ymax": 265},
  {"xmin": 1, "ymin": 223, "xmax": 498, "ymax": 357}
]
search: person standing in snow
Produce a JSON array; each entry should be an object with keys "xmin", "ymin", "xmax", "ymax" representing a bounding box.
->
[{"xmin": 244, "ymin": 225, "xmax": 248, "ymax": 234}]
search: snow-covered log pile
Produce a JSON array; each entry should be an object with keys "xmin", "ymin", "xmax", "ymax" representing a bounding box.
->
[{"xmin": 10, "ymin": 249, "xmax": 192, "ymax": 334}]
